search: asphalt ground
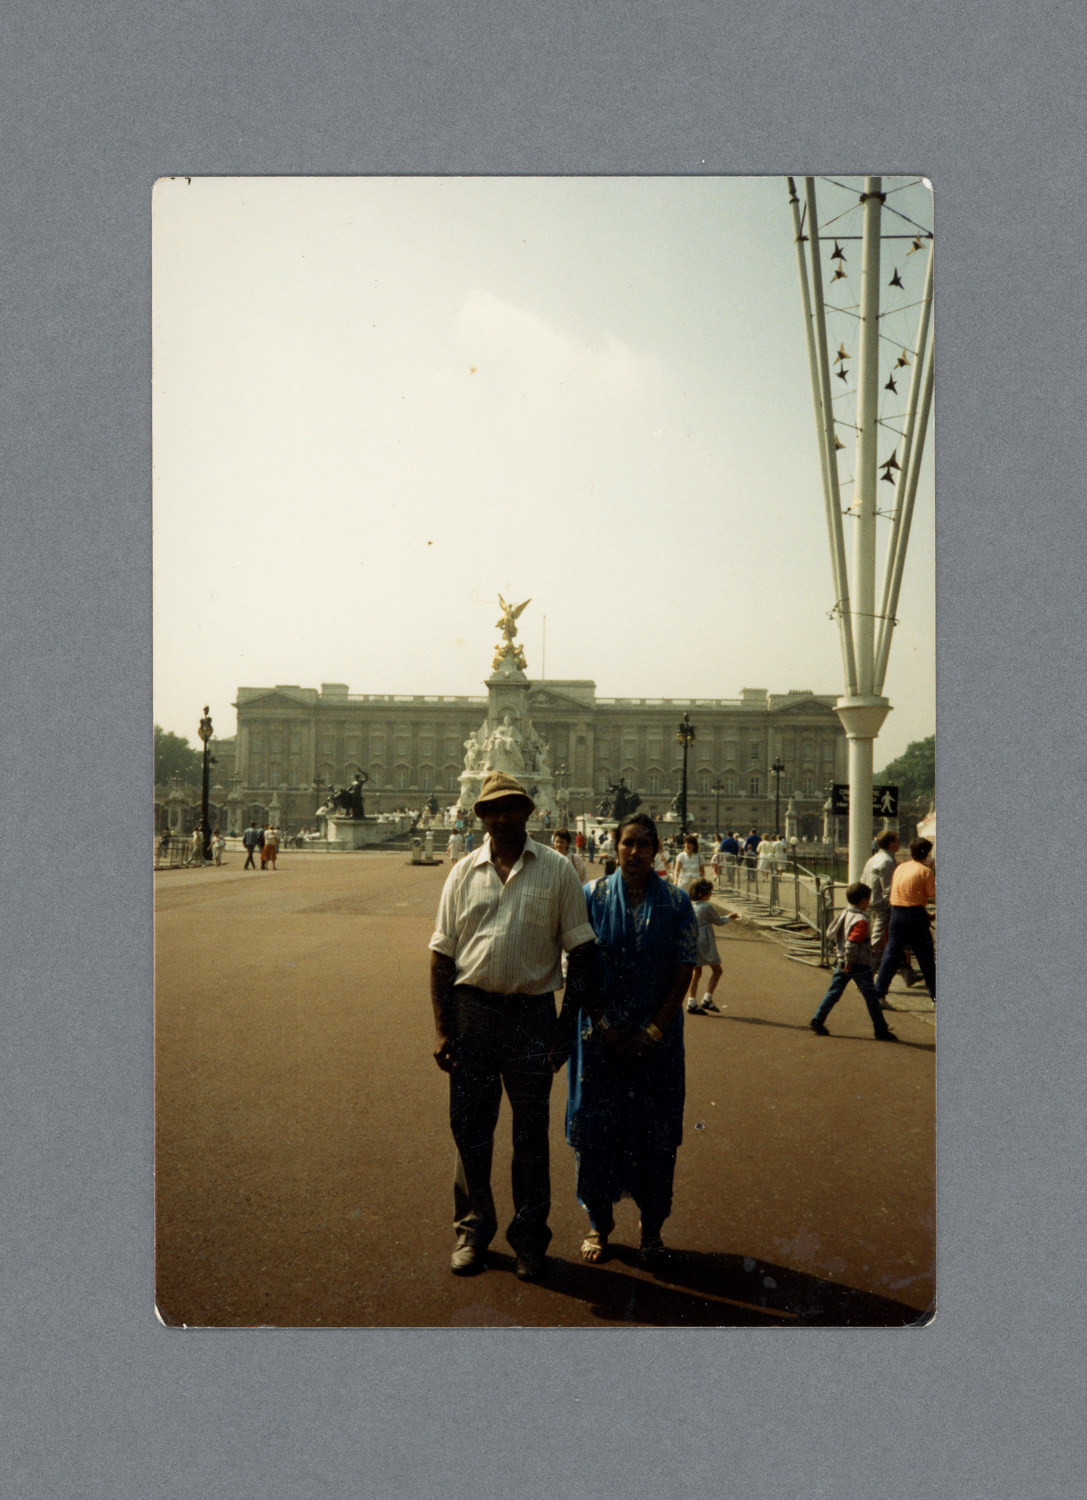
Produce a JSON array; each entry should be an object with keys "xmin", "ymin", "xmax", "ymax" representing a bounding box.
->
[{"xmin": 155, "ymin": 851, "xmax": 935, "ymax": 1328}]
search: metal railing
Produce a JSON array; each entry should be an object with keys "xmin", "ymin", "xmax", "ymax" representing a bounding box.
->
[
  {"xmin": 154, "ymin": 835, "xmax": 204, "ymax": 870},
  {"xmin": 713, "ymin": 853, "xmax": 838, "ymax": 955}
]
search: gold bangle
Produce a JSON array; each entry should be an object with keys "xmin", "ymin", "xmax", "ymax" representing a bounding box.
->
[{"xmin": 644, "ymin": 1023, "xmax": 663, "ymax": 1043}]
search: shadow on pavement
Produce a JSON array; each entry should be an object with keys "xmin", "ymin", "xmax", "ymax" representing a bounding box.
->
[
  {"xmin": 709, "ymin": 1013, "xmax": 935, "ymax": 1050},
  {"xmin": 486, "ymin": 1248, "xmax": 928, "ymax": 1328}
]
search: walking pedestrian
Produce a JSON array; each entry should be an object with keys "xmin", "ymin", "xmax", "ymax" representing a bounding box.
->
[
  {"xmin": 429, "ymin": 772, "xmax": 600, "ymax": 1283},
  {"xmin": 685, "ymin": 878, "xmax": 735, "ymax": 1013},
  {"xmin": 809, "ymin": 882, "xmax": 898, "ymax": 1041},
  {"xmin": 672, "ymin": 835, "xmax": 703, "ymax": 894},
  {"xmin": 874, "ymin": 838, "xmax": 936, "ymax": 1003},
  {"xmin": 718, "ymin": 830, "xmax": 740, "ymax": 890},
  {"xmin": 261, "ymin": 824, "xmax": 278, "ymax": 870},
  {"xmin": 242, "ymin": 821, "xmax": 261, "ymax": 870},
  {"xmin": 552, "ymin": 829, "xmax": 587, "ymax": 881}
]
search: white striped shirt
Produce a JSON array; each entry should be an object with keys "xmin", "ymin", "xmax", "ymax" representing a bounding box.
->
[{"xmin": 429, "ymin": 835, "xmax": 596, "ymax": 994}]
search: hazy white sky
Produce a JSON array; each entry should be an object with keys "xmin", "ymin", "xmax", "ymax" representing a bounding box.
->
[{"xmin": 153, "ymin": 175, "xmax": 934, "ymax": 768}]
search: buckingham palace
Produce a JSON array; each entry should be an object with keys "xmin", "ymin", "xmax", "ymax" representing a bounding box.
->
[{"xmin": 204, "ymin": 677, "xmax": 847, "ymax": 838}]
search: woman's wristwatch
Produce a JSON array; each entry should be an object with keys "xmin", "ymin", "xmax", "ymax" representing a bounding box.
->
[{"xmin": 644, "ymin": 1023, "xmax": 663, "ymax": 1043}]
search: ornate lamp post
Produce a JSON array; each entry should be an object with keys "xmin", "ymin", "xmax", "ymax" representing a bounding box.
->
[
  {"xmin": 197, "ymin": 706, "xmax": 214, "ymax": 862},
  {"xmin": 771, "ymin": 756, "xmax": 786, "ymax": 834},
  {"xmin": 711, "ymin": 778, "xmax": 725, "ymax": 836},
  {"xmin": 675, "ymin": 712, "xmax": 696, "ymax": 837}
]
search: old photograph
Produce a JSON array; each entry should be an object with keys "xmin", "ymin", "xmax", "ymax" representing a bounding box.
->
[{"xmin": 152, "ymin": 175, "xmax": 935, "ymax": 1327}]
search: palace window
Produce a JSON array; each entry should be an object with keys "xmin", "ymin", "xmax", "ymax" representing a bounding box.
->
[
  {"xmin": 724, "ymin": 741, "xmax": 737, "ymax": 763},
  {"xmin": 698, "ymin": 771, "xmax": 710, "ymax": 794},
  {"xmin": 803, "ymin": 741, "xmax": 815, "ymax": 763},
  {"xmin": 724, "ymin": 773, "xmax": 736, "ymax": 795},
  {"xmin": 420, "ymin": 768, "xmax": 432, "ymax": 790},
  {"xmin": 648, "ymin": 771, "xmax": 660, "ymax": 794},
  {"xmin": 396, "ymin": 770, "xmax": 407, "ymax": 791},
  {"xmin": 749, "ymin": 774, "xmax": 762, "ymax": 795},
  {"xmin": 803, "ymin": 773, "xmax": 815, "ymax": 795},
  {"xmin": 750, "ymin": 743, "xmax": 761, "ymax": 762}
]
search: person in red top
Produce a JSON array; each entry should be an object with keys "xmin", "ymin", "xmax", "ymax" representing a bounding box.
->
[
  {"xmin": 809, "ymin": 881, "xmax": 898, "ymax": 1041},
  {"xmin": 874, "ymin": 837, "xmax": 936, "ymax": 1003}
]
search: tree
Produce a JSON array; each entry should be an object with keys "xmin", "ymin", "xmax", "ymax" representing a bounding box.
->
[
  {"xmin": 155, "ymin": 725, "xmax": 203, "ymax": 787},
  {"xmin": 876, "ymin": 735, "xmax": 935, "ymax": 807}
]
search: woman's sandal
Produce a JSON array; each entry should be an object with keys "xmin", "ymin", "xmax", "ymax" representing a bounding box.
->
[{"xmin": 580, "ymin": 1232, "xmax": 610, "ymax": 1263}]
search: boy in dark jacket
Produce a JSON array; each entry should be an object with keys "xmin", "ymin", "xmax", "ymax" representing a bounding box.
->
[{"xmin": 810, "ymin": 881, "xmax": 898, "ymax": 1042}]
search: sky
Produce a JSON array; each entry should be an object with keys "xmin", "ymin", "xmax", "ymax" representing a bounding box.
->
[{"xmin": 153, "ymin": 175, "xmax": 934, "ymax": 769}]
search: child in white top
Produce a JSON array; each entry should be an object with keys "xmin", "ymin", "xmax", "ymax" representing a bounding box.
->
[{"xmin": 685, "ymin": 879, "xmax": 735, "ymax": 1013}]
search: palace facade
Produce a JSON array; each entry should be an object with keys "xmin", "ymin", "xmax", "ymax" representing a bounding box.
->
[{"xmin": 211, "ymin": 679, "xmax": 847, "ymax": 837}]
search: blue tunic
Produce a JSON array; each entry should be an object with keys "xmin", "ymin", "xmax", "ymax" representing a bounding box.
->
[{"xmin": 565, "ymin": 872, "xmax": 698, "ymax": 1154}]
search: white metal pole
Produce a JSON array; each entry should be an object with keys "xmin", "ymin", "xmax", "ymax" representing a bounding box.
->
[
  {"xmin": 837, "ymin": 178, "xmax": 891, "ymax": 882},
  {"xmin": 874, "ymin": 241, "xmax": 934, "ymax": 683},
  {"xmin": 853, "ymin": 178, "xmax": 883, "ymax": 698},
  {"xmin": 874, "ymin": 335, "xmax": 935, "ymax": 692},
  {"xmin": 788, "ymin": 178, "xmax": 858, "ymax": 696},
  {"xmin": 804, "ymin": 178, "xmax": 859, "ymax": 696}
]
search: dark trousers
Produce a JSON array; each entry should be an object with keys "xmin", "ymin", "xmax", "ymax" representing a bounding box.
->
[
  {"xmin": 243, "ymin": 846, "xmax": 256, "ymax": 869},
  {"xmin": 449, "ymin": 986, "xmax": 556, "ymax": 1257},
  {"xmin": 875, "ymin": 907, "xmax": 936, "ymax": 1000},
  {"xmin": 813, "ymin": 962, "xmax": 889, "ymax": 1036}
]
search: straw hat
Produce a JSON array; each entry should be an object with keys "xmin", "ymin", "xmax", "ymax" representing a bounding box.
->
[{"xmin": 473, "ymin": 771, "xmax": 535, "ymax": 816}]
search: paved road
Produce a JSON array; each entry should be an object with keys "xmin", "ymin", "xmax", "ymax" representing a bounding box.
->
[{"xmin": 155, "ymin": 851, "xmax": 935, "ymax": 1328}]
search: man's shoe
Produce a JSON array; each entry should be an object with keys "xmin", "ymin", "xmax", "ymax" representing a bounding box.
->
[
  {"xmin": 809, "ymin": 1019, "xmax": 830, "ymax": 1035},
  {"xmin": 514, "ymin": 1252, "xmax": 546, "ymax": 1282},
  {"xmin": 700, "ymin": 997, "xmax": 721, "ymax": 1013},
  {"xmin": 450, "ymin": 1244, "xmax": 485, "ymax": 1276},
  {"xmin": 874, "ymin": 1029, "xmax": 899, "ymax": 1042},
  {"xmin": 686, "ymin": 999, "xmax": 703, "ymax": 1014}
]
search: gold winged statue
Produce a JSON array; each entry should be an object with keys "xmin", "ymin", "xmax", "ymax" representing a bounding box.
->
[{"xmin": 493, "ymin": 594, "xmax": 531, "ymax": 671}]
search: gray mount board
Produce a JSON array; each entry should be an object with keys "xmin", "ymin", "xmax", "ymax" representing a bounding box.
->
[{"xmin": 2, "ymin": 2, "xmax": 1079, "ymax": 1498}]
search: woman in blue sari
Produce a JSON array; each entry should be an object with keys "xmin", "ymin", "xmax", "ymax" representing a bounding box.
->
[{"xmin": 565, "ymin": 813, "xmax": 698, "ymax": 1263}]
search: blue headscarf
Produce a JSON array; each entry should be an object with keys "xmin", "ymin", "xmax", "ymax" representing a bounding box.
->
[{"xmin": 586, "ymin": 869, "xmax": 696, "ymax": 1029}]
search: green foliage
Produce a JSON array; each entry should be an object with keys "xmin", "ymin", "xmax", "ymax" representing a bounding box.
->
[
  {"xmin": 877, "ymin": 735, "xmax": 935, "ymax": 806},
  {"xmin": 155, "ymin": 724, "xmax": 203, "ymax": 787}
]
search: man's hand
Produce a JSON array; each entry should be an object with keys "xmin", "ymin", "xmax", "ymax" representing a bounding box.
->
[
  {"xmin": 433, "ymin": 1032, "xmax": 458, "ymax": 1072},
  {"xmin": 548, "ymin": 1016, "xmax": 575, "ymax": 1073}
]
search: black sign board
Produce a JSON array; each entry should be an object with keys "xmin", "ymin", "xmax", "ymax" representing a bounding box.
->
[
  {"xmin": 873, "ymin": 784, "xmax": 899, "ymax": 816},
  {"xmin": 831, "ymin": 783, "xmax": 899, "ymax": 816}
]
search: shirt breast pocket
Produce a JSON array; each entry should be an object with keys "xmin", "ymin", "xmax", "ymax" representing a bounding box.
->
[{"xmin": 522, "ymin": 886, "xmax": 558, "ymax": 938}]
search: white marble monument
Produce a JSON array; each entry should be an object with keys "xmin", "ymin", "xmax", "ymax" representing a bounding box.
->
[{"xmin": 456, "ymin": 601, "xmax": 559, "ymax": 824}]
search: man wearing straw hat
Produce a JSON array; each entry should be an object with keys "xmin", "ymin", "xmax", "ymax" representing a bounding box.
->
[{"xmin": 429, "ymin": 770, "xmax": 599, "ymax": 1283}]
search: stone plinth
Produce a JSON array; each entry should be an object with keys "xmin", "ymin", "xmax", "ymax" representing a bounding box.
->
[{"xmin": 323, "ymin": 815, "xmax": 412, "ymax": 847}]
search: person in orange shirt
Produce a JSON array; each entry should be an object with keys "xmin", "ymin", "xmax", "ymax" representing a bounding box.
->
[{"xmin": 874, "ymin": 837, "xmax": 936, "ymax": 1003}]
